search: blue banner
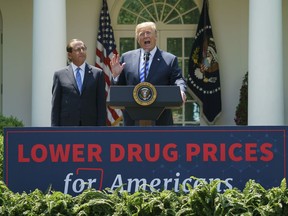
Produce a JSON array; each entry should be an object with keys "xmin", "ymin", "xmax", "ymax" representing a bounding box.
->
[{"xmin": 3, "ymin": 126, "xmax": 287, "ymax": 196}]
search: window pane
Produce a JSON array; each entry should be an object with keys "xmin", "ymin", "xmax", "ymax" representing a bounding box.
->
[
  {"xmin": 137, "ymin": 17, "xmax": 148, "ymax": 24},
  {"xmin": 176, "ymin": 0, "xmax": 195, "ymax": 13},
  {"xmin": 178, "ymin": 59, "xmax": 183, "ymax": 71},
  {"xmin": 184, "ymin": 102, "xmax": 193, "ymax": 121},
  {"xmin": 120, "ymin": 38, "xmax": 135, "ymax": 55},
  {"xmin": 118, "ymin": 9, "xmax": 137, "ymax": 24},
  {"xmin": 140, "ymin": 0, "xmax": 154, "ymax": 4},
  {"xmin": 173, "ymin": 108, "xmax": 183, "ymax": 123},
  {"xmin": 167, "ymin": 38, "xmax": 182, "ymax": 56},
  {"xmin": 165, "ymin": 11, "xmax": 181, "ymax": 24},
  {"xmin": 193, "ymin": 102, "xmax": 200, "ymax": 122},
  {"xmin": 185, "ymin": 38, "xmax": 194, "ymax": 57},
  {"xmin": 184, "ymin": 59, "xmax": 189, "ymax": 79},
  {"xmin": 186, "ymin": 93, "xmax": 193, "ymax": 100},
  {"xmin": 190, "ymin": 9, "xmax": 201, "ymax": 24},
  {"xmin": 147, "ymin": 5, "xmax": 157, "ymax": 20},
  {"xmin": 166, "ymin": 0, "xmax": 179, "ymax": 5},
  {"xmin": 156, "ymin": 5, "xmax": 164, "ymax": 20},
  {"xmin": 124, "ymin": 0, "xmax": 143, "ymax": 12},
  {"xmin": 185, "ymin": 102, "xmax": 200, "ymax": 122},
  {"xmin": 162, "ymin": 5, "xmax": 173, "ymax": 22},
  {"xmin": 139, "ymin": 8, "xmax": 154, "ymax": 21}
]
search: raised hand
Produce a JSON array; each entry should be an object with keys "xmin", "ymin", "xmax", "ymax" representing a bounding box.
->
[{"xmin": 110, "ymin": 54, "xmax": 126, "ymax": 78}]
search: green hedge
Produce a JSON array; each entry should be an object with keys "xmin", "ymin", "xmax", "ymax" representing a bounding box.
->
[
  {"xmin": 0, "ymin": 114, "xmax": 23, "ymax": 180},
  {"xmin": 0, "ymin": 179, "xmax": 287, "ymax": 215},
  {"xmin": 0, "ymin": 136, "xmax": 2, "ymax": 181},
  {"xmin": 0, "ymin": 115, "xmax": 24, "ymax": 136}
]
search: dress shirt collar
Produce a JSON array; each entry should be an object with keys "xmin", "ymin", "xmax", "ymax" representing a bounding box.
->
[
  {"xmin": 72, "ymin": 63, "xmax": 85, "ymax": 81},
  {"xmin": 141, "ymin": 46, "xmax": 157, "ymax": 60},
  {"xmin": 72, "ymin": 62, "xmax": 85, "ymax": 72}
]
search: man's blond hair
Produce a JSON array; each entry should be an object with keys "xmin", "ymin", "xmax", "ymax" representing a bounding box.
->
[{"xmin": 135, "ymin": 22, "xmax": 157, "ymax": 38}]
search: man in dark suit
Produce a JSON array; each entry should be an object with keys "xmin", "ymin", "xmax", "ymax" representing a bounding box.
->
[
  {"xmin": 51, "ymin": 39, "xmax": 107, "ymax": 126},
  {"xmin": 110, "ymin": 22, "xmax": 187, "ymax": 126}
]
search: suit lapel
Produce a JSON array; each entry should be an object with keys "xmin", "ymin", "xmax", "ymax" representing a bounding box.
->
[
  {"xmin": 146, "ymin": 48, "xmax": 161, "ymax": 82},
  {"xmin": 81, "ymin": 63, "xmax": 92, "ymax": 93},
  {"xmin": 66, "ymin": 65, "xmax": 79, "ymax": 93},
  {"xmin": 133, "ymin": 50, "xmax": 141, "ymax": 82}
]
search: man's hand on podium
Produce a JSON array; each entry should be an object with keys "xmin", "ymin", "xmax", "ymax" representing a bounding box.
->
[{"xmin": 181, "ymin": 91, "xmax": 186, "ymax": 103}]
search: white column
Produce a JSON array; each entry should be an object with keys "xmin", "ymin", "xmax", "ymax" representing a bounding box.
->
[
  {"xmin": 248, "ymin": 0, "xmax": 283, "ymax": 125},
  {"xmin": 32, "ymin": 0, "xmax": 66, "ymax": 126}
]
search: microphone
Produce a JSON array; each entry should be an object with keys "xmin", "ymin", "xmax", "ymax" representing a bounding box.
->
[{"xmin": 144, "ymin": 52, "xmax": 150, "ymax": 61}]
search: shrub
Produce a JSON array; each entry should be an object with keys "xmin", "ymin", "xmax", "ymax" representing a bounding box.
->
[
  {"xmin": 0, "ymin": 115, "xmax": 23, "ymax": 181},
  {"xmin": 234, "ymin": 72, "xmax": 248, "ymax": 125},
  {"xmin": 0, "ymin": 179, "xmax": 287, "ymax": 215},
  {"xmin": 0, "ymin": 114, "xmax": 24, "ymax": 136},
  {"xmin": 0, "ymin": 135, "xmax": 2, "ymax": 182}
]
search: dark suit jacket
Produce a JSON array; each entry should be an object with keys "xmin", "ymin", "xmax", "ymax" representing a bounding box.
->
[
  {"xmin": 51, "ymin": 63, "xmax": 107, "ymax": 126},
  {"xmin": 113, "ymin": 48, "xmax": 187, "ymax": 126}
]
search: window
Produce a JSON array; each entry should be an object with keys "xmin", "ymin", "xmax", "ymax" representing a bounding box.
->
[
  {"xmin": 114, "ymin": 0, "xmax": 201, "ymax": 125},
  {"xmin": 118, "ymin": 0, "xmax": 200, "ymax": 25}
]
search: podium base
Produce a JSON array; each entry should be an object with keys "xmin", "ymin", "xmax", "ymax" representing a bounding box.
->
[{"xmin": 136, "ymin": 120, "xmax": 155, "ymax": 126}]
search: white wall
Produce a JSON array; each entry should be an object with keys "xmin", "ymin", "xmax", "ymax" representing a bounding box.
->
[
  {"xmin": 66, "ymin": 0, "xmax": 101, "ymax": 66},
  {"xmin": 0, "ymin": 0, "xmax": 33, "ymax": 125},
  {"xmin": 0, "ymin": 0, "xmax": 286, "ymax": 126},
  {"xmin": 209, "ymin": 0, "xmax": 249, "ymax": 125}
]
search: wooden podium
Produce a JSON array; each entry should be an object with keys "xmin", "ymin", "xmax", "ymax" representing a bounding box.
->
[{"xmin": 107, "ymin": 85, "xmax": 183, "ymax": 126}]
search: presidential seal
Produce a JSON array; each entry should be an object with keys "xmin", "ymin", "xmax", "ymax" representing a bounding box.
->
[{"xmin": 133, "ymin": 82, "xmax": 157, "ymax": 106}]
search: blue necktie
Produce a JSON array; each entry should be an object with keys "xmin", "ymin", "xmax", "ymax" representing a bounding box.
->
[
  {"xmin": 76, "ymin": 68, "xmax": 82, "ymax": 93},
  {"xmin": 140, "ymin": 52, "xmax": 150, "ymax": 82}
]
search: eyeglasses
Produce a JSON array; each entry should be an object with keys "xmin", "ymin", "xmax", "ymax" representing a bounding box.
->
[
  {"xmin": 139, "ymin": 31, "xmax": 152, "ymax": 38},
  {"xmin": 72, "ymin": 46, "xmax": 87, "ymax": 52}
]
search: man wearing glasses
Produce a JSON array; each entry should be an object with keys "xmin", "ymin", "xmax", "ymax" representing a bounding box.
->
[{"xmin": 51, "ymin": 39, "xmax": 107, "ymax": 126}]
